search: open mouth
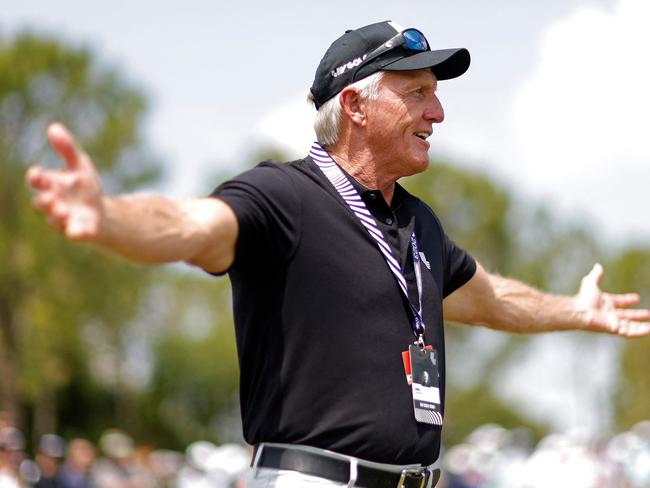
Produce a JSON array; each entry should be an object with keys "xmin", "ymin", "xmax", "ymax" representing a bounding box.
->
[{"xmin": 414, "ymin": 131, "xmax": 430, "ymax": 141}]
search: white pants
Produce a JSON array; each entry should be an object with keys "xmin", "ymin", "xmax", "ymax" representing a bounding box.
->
[{"xmin": 248, "ymin": 467, "xmax": 349, "ymax": 487}]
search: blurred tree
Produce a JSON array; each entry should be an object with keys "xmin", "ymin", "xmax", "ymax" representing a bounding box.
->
[
  {"xmin": 402, "ymin": 161, "xmax": 513, "ymax": 274},
  {"xmin": 402, "ymin": 160, "xmax": 601, "ymax": 292},
  {"xmin": 609, "ymin": 248, "xmax": 650, "ymax": 430},
  {"xmin": 139, "ymin": 271, "xmax": 240, "ymax": 448},
  {"xmin": 0, "ymin": 32, "xmax": 161, "ymax": 440},
  {"xmin": 443, "ymin": 382, "xmax": 548, "ymax": 448},
  {"xmin": 403, "ymin": 159, "xmax": 607, "ymax": 444}
]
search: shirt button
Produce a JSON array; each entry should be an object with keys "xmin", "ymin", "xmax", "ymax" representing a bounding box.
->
[
  {"xmin": 385, "ymin": 218, "xmax": 393, "ymax": 225},
  {"xmin": 368, "ymin": 193, "xmax": 377, "ymax": 200}
]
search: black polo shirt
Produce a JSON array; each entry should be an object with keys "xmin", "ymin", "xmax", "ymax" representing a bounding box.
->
[{"xmin": 212, "ymin": 154, "xmax": 476, "ymax": 465}]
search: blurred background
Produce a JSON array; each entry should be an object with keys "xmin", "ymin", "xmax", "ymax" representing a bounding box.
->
[{"xmin": 1, "ymin": 0, "xmax": 649, "ymax": 486}]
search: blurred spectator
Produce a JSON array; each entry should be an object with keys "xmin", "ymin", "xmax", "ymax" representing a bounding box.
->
[
  {"xmin": 57, "ymin": 438, "xmax": 96, "ymax": 488},
  {"xmin": 2, "ymin": 417, "xmax": 650, "ymax": 487},
  {"xmin": 206, "ymin": 443, "xmax": 250, "ymax": 488},
  {"xmin": 0, "ymin": 426, "xmax": 25, "ymax": 488},
  {"xmin": 443, "ymin": 424, "xmax": 529, "ymax": 488},
  {"xmin": 177, "ymin": 441, "xmax": 250, "ymax": 488},
  {"xmin": 520, "ymin": 433, "xmax": 603, "ymax": 488},
  {"xmin": 441, "ymin": 421, "xmax": 650, "ymax": 488},
  {"xmin": 147, "ymin": 449, "xmax": 184, "ymax": 487},
  {"xmin": 92, "ymin": 429, "xmax": 156, "ymax": 488},
  {"xmin": 177, "ymin": 441, "xmax": 218, "ymax": 488},
  {"xmin": 606, "ymin": 422, "xmax": 650, "ymax": 488},
  {"xmin": 34, "ymin": 434, "xmax": 65, "ymax": 488}
]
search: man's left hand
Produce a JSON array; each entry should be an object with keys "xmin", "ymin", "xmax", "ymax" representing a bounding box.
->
[{"xmin": 575, "ymin": 263, "xmax": 650, "ymax": 337}]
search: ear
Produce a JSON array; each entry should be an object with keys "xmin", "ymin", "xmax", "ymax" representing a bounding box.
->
[{"xmin": 339, "ymin": 87, "xmax": 366, "ymax": 127}]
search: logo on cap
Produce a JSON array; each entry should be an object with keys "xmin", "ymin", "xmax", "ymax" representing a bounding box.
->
[{"xmin": 330, "ymin": 54, "xmax": 368, "ymax": 78}]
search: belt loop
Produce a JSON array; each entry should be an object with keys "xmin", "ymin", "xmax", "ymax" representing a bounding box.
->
[{"xmin": 347, "ymin": 458, "xmax": 358, "ymax": 488}]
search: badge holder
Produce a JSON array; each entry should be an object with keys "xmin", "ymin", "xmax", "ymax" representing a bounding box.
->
[{"xmin": 402, "ymin": 336, "xmax": 443, "ymax": 425}]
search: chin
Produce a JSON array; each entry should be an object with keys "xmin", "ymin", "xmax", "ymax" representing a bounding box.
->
[{"xmin": 407, "ymin": 155, "xmax": 430, "ymax": 176}]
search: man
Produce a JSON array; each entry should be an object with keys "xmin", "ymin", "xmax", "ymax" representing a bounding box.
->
[{"xmin": 26, "ymin": 20, "xmax": 650, "ymax": 488}]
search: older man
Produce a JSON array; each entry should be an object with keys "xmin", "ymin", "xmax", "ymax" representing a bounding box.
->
[{"xmin": 27, "ymin": 20, "xmax": 650, "ymax": 488}]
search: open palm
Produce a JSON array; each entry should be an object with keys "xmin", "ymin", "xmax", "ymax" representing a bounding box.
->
[
  {"xmin": 575, "ymin": 263, "xmax": 650, "ymax": 337},
  {"xmin": 26, "ymin": 123, "xmax": 103, "ymax": 240}
]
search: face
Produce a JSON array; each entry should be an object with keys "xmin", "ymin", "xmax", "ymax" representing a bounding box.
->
[{"xmin": 362, "ymin": 69, "xmax": 444, "ymax": 179}]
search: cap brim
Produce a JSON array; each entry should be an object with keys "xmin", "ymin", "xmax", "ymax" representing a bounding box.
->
[{"xmin": 382, "ymin": 48, "xmax": 470, "ymax": 80}]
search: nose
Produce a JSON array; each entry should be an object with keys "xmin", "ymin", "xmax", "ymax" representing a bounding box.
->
[{"xmin": 424, "ymin": 93, "xmax": 444, "ymax": 123}]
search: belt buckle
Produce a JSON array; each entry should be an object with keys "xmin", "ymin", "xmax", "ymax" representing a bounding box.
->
[{"xmin": 397, "ymin": 467, "xmax": 427, "ymax": 488}]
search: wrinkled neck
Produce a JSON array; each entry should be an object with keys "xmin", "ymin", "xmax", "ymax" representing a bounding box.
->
[{"xmin": 327, "ymin": 149, "xmax": 396, "ymax": 205}]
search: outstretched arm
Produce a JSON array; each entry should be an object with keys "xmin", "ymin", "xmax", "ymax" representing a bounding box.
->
[
  {"xmin": 443, "ymin": 262, "xmax": 650, "ymax": 337},
  {"xmin": 25, "ymin": 123, "xmax": 237, "ymax": 273}
]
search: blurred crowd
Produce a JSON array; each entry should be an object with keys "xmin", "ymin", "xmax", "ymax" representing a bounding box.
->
[
  {"xmin": 0, "ymin": 423, "xmax": 250, "ymax": 488},
  {"xmin": 441, "ymin": 421, "xmax": 650, "ymax": 488},
  {"xmin": 1, "ymin": 416, "xmax": 650, "ymax": 488}
]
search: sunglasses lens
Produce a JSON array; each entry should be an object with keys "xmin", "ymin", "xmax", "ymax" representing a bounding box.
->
[{"xmin": 403, "ymin": 29, "xmax": 428, "ymax": 51}]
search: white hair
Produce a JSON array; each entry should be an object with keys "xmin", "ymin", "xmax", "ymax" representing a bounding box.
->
[{"xmin": 309, "ymin": 71, "xmax": 385, "ymax": 147}]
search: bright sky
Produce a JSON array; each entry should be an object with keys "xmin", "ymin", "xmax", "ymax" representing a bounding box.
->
[
  {"xmin": 4, "ymin": 0, "xmax": 648, "ymax": 435},
  {"xmin": 5, "ymin": 0, "xmax": 648, "ymax": 245}
]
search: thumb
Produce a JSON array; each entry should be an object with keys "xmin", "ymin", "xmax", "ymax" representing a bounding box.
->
[
  {"xmin": 590, "ymin": 263, "xmax": 604, "ymax": 283},
  {"xmin": 47, "ymin": 122, "xmax": 82, "ymax": 170},
  {"xmin": 583, "ymin": 263, "xmax": 604, "ymax": 287}
]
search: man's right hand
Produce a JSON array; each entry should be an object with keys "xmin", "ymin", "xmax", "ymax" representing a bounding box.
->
[
  {"xmin": 25, "ymin": 122, "xmax": 238, "ymax": 273},
  {"xmin": 26, "ymin": 122, "xmax": 104, "ymax": 241}
]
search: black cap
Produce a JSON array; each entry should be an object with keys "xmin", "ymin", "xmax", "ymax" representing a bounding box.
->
[{"xmin": 310, "ymin": 20, "xmax": 470, "ymax": 109}]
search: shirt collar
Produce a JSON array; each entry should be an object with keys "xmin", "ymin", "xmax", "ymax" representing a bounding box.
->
[{"xmin": 308, "ymin": 142, "xmax": 410, "ymax": 210}]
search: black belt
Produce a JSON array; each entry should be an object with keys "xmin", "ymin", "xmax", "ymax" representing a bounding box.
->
[{"xmin": 252, "ymin": 444, "xmax": 440, "ymax": 488}]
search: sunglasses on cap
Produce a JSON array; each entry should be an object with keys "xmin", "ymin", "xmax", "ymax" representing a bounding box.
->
[{"xmin": 351, "ymin": 28, "xmax": 430, "ymax": 83}]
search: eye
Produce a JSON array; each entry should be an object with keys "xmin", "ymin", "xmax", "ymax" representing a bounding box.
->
[{"xmin": 413, "ymin": 87, "xmax": 426, "ymax": 98}]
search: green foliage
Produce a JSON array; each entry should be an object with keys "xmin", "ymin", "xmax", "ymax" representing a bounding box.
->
[
  {"xmin": 443, "ymin": 382, "xmax": 547, "ymax": 448},
  {"xmin": 0, "ymin": 31, "xmax": 161, "ymax": 437},
  {"xmin": 403, "ymin": 160, "xmax": 602, "ymax": 293},
  {"xmin": 608, "ymin": 249, "xmax": 650, "ymax": 430},
  {"xmin": 402, "ymin": 161, "xmax": 513, "ymax": 273},
  {"xmin": 142, "ymin": 271, "xmax": 240, "ymax": 448}
]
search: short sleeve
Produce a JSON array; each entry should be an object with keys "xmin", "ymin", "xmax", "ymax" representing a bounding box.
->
[
  {"xmin": 442, "ymin": 234, "xmax": 476, "ymax": 297},
  {"xmin": 211, "ymin": 161, "xmax": 301, "ymax": 270}
]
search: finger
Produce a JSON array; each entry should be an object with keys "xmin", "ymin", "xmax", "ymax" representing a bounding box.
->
[
  {"xmin": 33, "ymin": 193, "xmax": 71, "ymax": 221},
  {"xmin": 586, "ymin": 262, "xmax": 604, "ymax": 285},
  {"xmin": 616, "ymin": 308, "xmax": 650, "ymax": 321},
  {"xmin": 33, "ymin": 192, "xmax": 56, "ymax": 213},
  {"xmin": 47, "ymin": 122, "xmax": 82, "ymax": 170},
  {"xmin": 579, "ymin": 263, "xmax": 603, "ymax": 294},
  {"xmin": 606, "ymin": 292, "xmax": 640, "ymax": 308},
  {"xmin": 51, "ymin": 202, "xmax": 69, "ymax": 220},
  {"xmin": 25, "ymin": 166, "xmax": 53, "ymax": 191},
  {"xmin": 66, "ymin": 218, "xmax": 87, "ymax": 239},
  {"xmin": 617, "ymin": 320, "xmax": 650, "ymax": 338}
]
